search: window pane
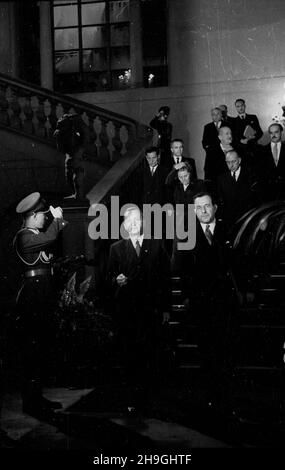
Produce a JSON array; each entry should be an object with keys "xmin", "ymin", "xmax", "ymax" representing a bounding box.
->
[
  {"xmin": 111, "ymin": 46, "xmax": 130, "ymax": 69},
  {"xmin": 54, "ymin": 1, "xmax": 77, "ymax": 4},
  {"xmin": 54, "ymin": 28, "xmax": 79, "ymax": 50},
  {"xmin": 54, "ymin": 5, "xmax": 78, "ymax": 27},
  {"xmin": 83, "ymin": 49, "xmax": 107, "ymax": 72},
  {"xmin": 110, "ymin": 1, "xmax": 129, "ymax": 23},
  {"xmin": 83, "ymin": 72, "xmax": 110, "ymax": 92},
  {"xmin": 143, "ymin": 65, "xmax": 168, "ymax": 88},
  {"xmin": 81, "ymin": 3, "xmax": 106, "ymax": 25},
  {"xmin": 55, "ymin": 51, "xmax": 79, "ymax": 73},
  {"xmin": 82, "ymin": 26, "xmax": 107, "ymax": 48},
  {"xmin": 110, "ymin": 24, "xmax": 129, "ymax": 47}
]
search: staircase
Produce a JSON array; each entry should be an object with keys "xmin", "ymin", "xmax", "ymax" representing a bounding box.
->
[
  {"xmin": 233, "ymin": 261, "xmax": 285, "ymax": 382},
  {"xmin": 170, "ymin": 276, "xmax": 200, "ymax": 376},
  {"xmin": 0, "ymin": 71, "xmax": 150, "ymax": 214},
  {"xmin": 168, "ymin": 258, "xmax": 285, "ymax": 390}
]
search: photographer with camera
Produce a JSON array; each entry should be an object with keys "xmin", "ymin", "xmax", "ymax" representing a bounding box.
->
[{"xmin": 149, "ymin": 106, "xmax": 173, "ymax": 169}]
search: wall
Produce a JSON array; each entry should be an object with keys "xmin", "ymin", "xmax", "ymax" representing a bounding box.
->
[{"xmin": 71, "ymin": 0, "xmax": 285, "ymax": 178}]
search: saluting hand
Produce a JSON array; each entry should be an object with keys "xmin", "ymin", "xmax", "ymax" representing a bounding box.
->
[{"xmin": 50, "ymin": 205, "xmax": 63, "ymax": 219}]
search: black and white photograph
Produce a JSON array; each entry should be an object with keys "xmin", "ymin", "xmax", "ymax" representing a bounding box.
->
[{"xmin": 0, "ymin": 0, "xmax": 285, "ymax": 465}]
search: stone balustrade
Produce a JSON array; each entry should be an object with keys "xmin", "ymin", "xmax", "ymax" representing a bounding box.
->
[{"xmin": 0, "ymin": 72, "xmax": 140, "ymax": 164}]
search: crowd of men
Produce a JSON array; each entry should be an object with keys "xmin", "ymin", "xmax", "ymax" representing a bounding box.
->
[{"xmin": 149, "ymin": 99, "xmax": 285, "ymax": 238}]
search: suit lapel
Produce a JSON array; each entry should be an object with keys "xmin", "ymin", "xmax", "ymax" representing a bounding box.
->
[{"xmin": 277, "ymin": 143, "xmax": 285, "ymax": 168}]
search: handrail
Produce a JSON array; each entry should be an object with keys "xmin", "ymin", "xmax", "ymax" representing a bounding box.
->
[
  {"xmin": 0, "ymin": 72, "xmax": 147, "ymax": 164},
  {"xmin": 0, "ymin": 72, "xmax": 138, "ymax": 129}
]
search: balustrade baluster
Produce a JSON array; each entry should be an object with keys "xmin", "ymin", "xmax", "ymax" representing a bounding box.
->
[
  {"xmin": 106, "ymin": 120, "xmax": 116, "ymax": 162},
  {"xmin": 113, "ymin": 123, "xmax": 123, "ymax": 160},
  {"xmin": 84, "ymin": 113, "xmax": 96, "ymax": 161},
  {"xmin": 43, "ymin": 99, "xmax": 53, "ymax": 139},
  {"xmin": 22, "ymin": 97, "xmax": 34, "ymax": 135},
  {"xmin": 9, "ymin": 98, "xmax": 21, "ymax": 130},
  {"xmin": 35, "ymin": 99, "xmax": 47, "ymax": 138},
  {"xmin": 0, "ymin": 85, "xmax": 9, "ymax": 125},
  {"xmin": 120, "ymin": 125, "xmax": 129, "ymax": 155},
  {"xmin": 98, "ymin": 117, "xmax": 110, "ymax": 162},
  {"xmin": 31, "ymin": 96, "xmax": 40, "ymax": 135}
]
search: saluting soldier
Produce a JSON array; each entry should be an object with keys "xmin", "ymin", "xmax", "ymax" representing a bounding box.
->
[{"xmin": 14, "ymin": 192, "xmax": 68, "ymax": 420}]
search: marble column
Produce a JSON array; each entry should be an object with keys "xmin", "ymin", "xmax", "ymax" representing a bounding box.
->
[{"xmin": 129, "ymin": 0, "xmax": 143, "ymax": 88}]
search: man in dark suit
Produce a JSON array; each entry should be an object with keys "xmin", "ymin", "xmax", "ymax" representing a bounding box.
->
[
  {"xmin": 219, "ymin": 104, "xmax": 235, "ymax": 127},
  {"xmin": 217, "ymin": 150, "xmax": 259, "ymax": 230},
  {"xmin": 181, "ymin": 192, "xmax": 233, "ymax": 408},
  {"xmin": 107, "ymin": 206, "xmax": 171, "ymax": 399},
  {"xmin": 257, "ymin": 123, "xmax": 285, "ymax": 200},
  {"xmin": 204, "ymin": 125, "xmax": 233, "ymax": 185},
  {"xmin": 233, "ymin": 98, "xmax": 263, "ymax": 147},
  {"xmin": 202, "ymin": 107, "xmax": 224, "ymax": 152},
  {"xmin": 165, "ymin": 138, "xmax": 197, "ymax": 189},
  {"xmin": 141, "ymin": 146, "xmax": 170, "ymax": 206}
]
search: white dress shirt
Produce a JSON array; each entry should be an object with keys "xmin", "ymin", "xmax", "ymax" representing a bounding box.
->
[
  {"xmin": 149, "ymin": 164, "xmax": 158, "ymax": 175},
  {"xmin": 130, "ymin": 234, "xmax": 144, "ymax": 250},
  {"xmin": 232, "ymin": 166, "xmax": 241, "ymax": 181},
  {"xmin": 200, "ymin": 220, "xmax": 216, "ymax": 235},
  {"xmin": 271, "ymin": 141, "xmax": 281, "ymax": 165}
]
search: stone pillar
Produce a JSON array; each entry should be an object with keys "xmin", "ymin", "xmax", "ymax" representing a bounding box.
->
[
  {"xmin": 9, "ymin": 2, "xmax": 20, "ymax": 77},
  {"xmin": 129, "ymin": 0, "xmax": 143, "ymax": 88},
  {"xmin": 39, "ymin": 1, "xmax": 53, "ymax": 90},
  {"xmin": 0, "ymin": 2, "xmax": 20, "ymax": 76}
]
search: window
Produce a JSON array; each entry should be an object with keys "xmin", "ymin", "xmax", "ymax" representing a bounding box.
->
[
  {"xmin": 141, "ymin": 0, "xmax": 168, "ymax": 88},
  {"xmin": 52, "ymin": 0, "xmax": 167, "ymax": 93}
]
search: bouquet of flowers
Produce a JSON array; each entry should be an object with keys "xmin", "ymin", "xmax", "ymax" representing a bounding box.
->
[{"xmin": 54, "ymin": 271, "xmax": 114, "ymax": 374}]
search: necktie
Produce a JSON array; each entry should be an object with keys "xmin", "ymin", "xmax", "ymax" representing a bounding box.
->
[
  {"xmin": 272, "ymin": 143, "xmax": 278, "ymax": 166},
  {"xmin": 135, "ymin": 240, "xmax": 141, "ymax": 257},
  {"xmin": 205, "ymin": 224, "xmax": 213, "ymax": 245},
  {"xmin": 175, "ymin": 158, "xmax": 179, "ymax": 164},
  {"xmin": 150, "ymin": 166, "xmax": 155, "ymax": 175},
  {"xmin": 232, "ymin": 170, "xmax": 236, "ymax": 181}
]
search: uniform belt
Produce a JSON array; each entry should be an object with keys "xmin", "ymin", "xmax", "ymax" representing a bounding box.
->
[{"xmin": 24, "ymin": 267, "xmax": 53, "ymax": 278}]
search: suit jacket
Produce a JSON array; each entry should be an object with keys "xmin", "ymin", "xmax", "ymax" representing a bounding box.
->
[
  {"xmin": 107, "ymin": 238, "xmax": 171, "ymax": 322},
  {"xmin": 255, "ymin": 142, "xmax": 285, "ymax": 200},
  {"xmin": 202, "ymin": 122, "xmax": 221, "ymax": 150},
  {"xmin": 204, "ymin": 144, "xmax": 228, "ymax": 184},
  {"xmin": 217, "ymin": 165, "xmax": 258, "ymax": 227},
  {"xmin": 141, "ymin": 162, "xmax": 170, "ymax": 205},
  {"xmin": 181, "ymin": 218, "xmax": 230, "ymax": 300},
  {"xmin": 233, "ymin": 113, "xmax": 263, "ymax": 144},
  {"xmin": 259, "ymin": 142, "xmax": 285, "ymax": 180}
]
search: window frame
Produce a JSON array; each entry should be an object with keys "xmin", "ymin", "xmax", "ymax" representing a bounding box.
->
[{"xmin": 52, "ymin": 0, "xmax": 131, "ymax": 91}]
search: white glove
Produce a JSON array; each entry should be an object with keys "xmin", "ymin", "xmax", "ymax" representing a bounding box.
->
[{"xmin": 49, "ymin": 205, "xmax": 63, "ymax": 219}]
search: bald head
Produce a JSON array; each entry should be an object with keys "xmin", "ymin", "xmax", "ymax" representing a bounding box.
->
[
  {"xmin": 218, "ymin": 126, "xmax": 233, "ymax": 146},
  {"xmin": 225, "ymin": 150, "xmax": 241, "ymax": 172}
]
